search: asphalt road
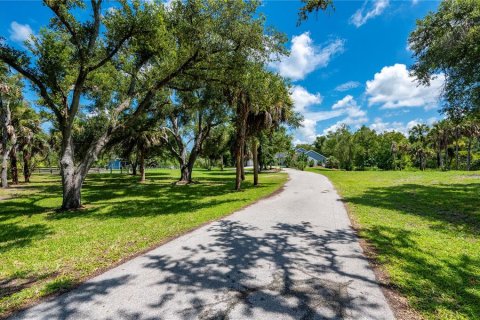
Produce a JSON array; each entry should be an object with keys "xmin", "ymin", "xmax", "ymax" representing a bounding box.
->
[{"xmin": 11, "ymin": 169, "xmax": 395, "ymax": 320}]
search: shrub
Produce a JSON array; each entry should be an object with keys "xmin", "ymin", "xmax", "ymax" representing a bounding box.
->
[
  {"xmin": 326, "ymin": 156, "xmax": 340, "ymax": 169},
  {"xmin": 295, "ymin": 153, "xmax": 308, "ymax": 171}
]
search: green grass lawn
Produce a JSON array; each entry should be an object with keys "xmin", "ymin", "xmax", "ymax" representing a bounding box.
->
[
  {"xmin": 0, "ymin": 168, "xmax": 287, "ymax": 317},
  {"xmin": 307, "ymin": 167, "xmax": 480, "ymax": 320}
]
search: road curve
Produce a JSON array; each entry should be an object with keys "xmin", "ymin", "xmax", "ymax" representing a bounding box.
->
[{"xmin": 11, "ymin": 169, "xmax": 395, "ymax": 320}]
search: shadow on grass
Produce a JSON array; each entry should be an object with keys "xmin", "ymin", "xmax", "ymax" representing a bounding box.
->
[
  {"xmin": 0, "ymin": 223, "xmax": 52, "ymax": 254},
  {"xmin": 361, "ymin": 225, "xmax": 479, "ymax": 318},
  {"xmin": 47, "ymin": 176, "xmax": 264, "ymax": 221},
  {"xmin": 0, "ymin": 170, "xmax": 276, "ymax": 243},
  {"xmin": 342, "ymin": 182, "xmax": 480, "ymax": 235}
]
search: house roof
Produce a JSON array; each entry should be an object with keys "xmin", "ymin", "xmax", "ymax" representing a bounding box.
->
[
  {"xmin": 295, "ymin": 148, "xmax": 307, "ymax": 154},
  {"xmin": 306, "ymin": 150, "xmax": 327, "ymax": 162}
]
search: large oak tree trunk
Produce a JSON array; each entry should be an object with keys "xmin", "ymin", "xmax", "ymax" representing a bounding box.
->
[
  {"xmin": 10, "ymin": 146, "xmax": 18, "ymax": 185},
  {"xmin": 62, "ymin": 174, "xmax": 82, "ymax": 210},
  {"xmin": 179, "ymin": 164, "xmax": 191, "ymax": 183},
  {"xmin": 60, "ymin": 128, "xmax": 111, "ymax": 210},
  {"xmin": 177, "ymin": 145, "xmax": 189, "ymax": 183},
  {"xmin": 60, "ymin": 134, "xmax": 82, "ymax": 210},
  {"xmin": 178, "ymin": 141, "xmax": 200, "ymax": 184},
  {"xmin": 252, "ymin": 138, "xmax": 259, "ymax": 186}
]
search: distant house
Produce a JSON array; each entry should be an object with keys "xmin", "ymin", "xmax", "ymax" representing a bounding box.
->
[
  {"xmin": 107, "ymin": 159, "xmax": 127, "ymax": 170},
  {"xmin": 295, "ymin": 148, "xmax": 327, "ymax": 166}
]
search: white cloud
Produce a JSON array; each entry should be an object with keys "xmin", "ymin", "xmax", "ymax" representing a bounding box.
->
[
  {"xmin": 367, "ymin": 116, "xmax": 439, "ymax": 135},
  {"xmin": 369, "ymin": 117, "xmax": 406, "ymax": 134},
  {"xmin": 9, "ymin": 21, "xmax": 34, "ymax": 44},
  {"xmin": 332, "ymin": 95, "xmax": 356, "ymax": 109},
  {"xmin": 291, "ymin": 86, "xmax": 346, "ymax": 143},
  {"xmin": 322, "ymin": 96, "xmax": 368, "ymax": 135},
  {"xmin": 290, "ymin": 85, "xmax": 322, "ymax": 113},
  {"xmin": 350, "ymin": 0, "xmax": 389, "ymax": 28},
  {"xmin": 272, "ymin": 32, "xmax": 344, "ymax": 81},
  {"xmin": 366, "ymin": 63, "xmax": 444, "ymax": 110},
  {"xmin": 291, "ymin": 90, "xmax": 369, "ymax": 142},
  {"xmin": 323, "ymin": 111, "xmax": 367, "ymax": 134},
  {"xmin": 335, "ymin": 81, "xmax": 361, "ymax": 92}
]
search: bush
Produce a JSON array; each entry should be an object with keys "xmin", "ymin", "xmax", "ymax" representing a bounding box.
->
[
  {"xmin": 470, "ymin": 158, "xmax": 480, "ymax": 171},
  {"xmin": 326, "ymin": 156, "xmax": 340, "ymax": 169},
  {"xmin": 308, "ymin": 159, "xmax": 315, "ymax": 167},
  {"xmin": 295, "ymin": 153, "xmax": 308, "ymax": 171}
]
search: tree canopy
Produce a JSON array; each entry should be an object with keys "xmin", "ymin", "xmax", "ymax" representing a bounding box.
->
[{"xmin": 409, "ymin": 0, "xmax": 480, "ymax": 115}]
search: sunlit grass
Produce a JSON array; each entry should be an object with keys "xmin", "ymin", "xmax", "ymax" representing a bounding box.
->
[
  {"xmin": 0, "ymin": 168, "xmax": 287, "ymax": 317},
  {"xmin": 307, "ymin": 167, "xmax": 480, "ymax": 320}
]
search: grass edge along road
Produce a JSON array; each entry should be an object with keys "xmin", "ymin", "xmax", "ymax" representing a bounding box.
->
[
  {"xmin": 307, "ymin": 167, "xmax": 480, "ymax": 320},
  {"xmin": 0, "ymin": 169, "xmax": 287, "ymax": 318}
]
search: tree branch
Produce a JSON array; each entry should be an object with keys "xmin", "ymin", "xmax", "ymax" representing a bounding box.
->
[
  {"xmin": 0, "ymin": 51, "xmax": 62, "ymax": 120},
  {"xmin": 87, "ymin": 28, "xmax": 134, "ymax": 73},
  {"xmin": 87, "ymin": 0, "xmax": 102, "ymax": 55},
  {"xmin": 44, "ymin": 1, "xmax": 82, "ymax": 56}
]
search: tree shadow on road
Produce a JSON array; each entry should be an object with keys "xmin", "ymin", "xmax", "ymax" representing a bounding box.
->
[{"xmin": 139, "ymin": 220, "xmax": 385, "ymax": 320}]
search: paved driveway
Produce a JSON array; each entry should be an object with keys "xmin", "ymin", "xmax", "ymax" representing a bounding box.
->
[{"xmin": 12, "ymin": 169, "xmax": 394, "ymax": 320}]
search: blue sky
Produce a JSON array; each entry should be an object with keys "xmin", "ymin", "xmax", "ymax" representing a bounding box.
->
[
  {"xmin": 261, "ymin": 0, "xmax": 443, "ymax": 143},
  {"xmin": 0, "ymin": 0, "xmax": 443, "ymax": 143}
]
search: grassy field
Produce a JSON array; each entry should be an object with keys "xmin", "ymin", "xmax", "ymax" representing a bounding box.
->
[
  {"xmin": 0, "ymin": 168, "xmax": 287, "ymax": 317},
  {"xmin": 307, "ymin": 167, "xmax": 480, "ymax": 320}
]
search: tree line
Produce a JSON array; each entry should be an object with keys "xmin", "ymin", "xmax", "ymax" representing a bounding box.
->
[
  {"xmin": 0, "ymin": 0, "xmax": 328, "ymax": 210},
  {"xmin": 297, "ymin": 116, "xmax": 480, "ymax": 171}
]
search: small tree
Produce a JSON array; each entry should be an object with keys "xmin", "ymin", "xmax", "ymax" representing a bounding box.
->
[
  {"xmin": 161, "ymin": 87, "xmax": 227, "ymax": 183},
  {"xmin": 296, "ymin": 153, "xmax": 308, "ymax": 171}
]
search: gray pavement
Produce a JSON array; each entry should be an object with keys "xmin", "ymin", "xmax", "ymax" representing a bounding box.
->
[{"xmin": 11, "ymin": 169, "xmax": 395, "ymax": 320}]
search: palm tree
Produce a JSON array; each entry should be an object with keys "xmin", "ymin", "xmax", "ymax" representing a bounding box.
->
[
  {"xmin": 408, "ymin": 123, "xmax": 430, "ymax": 170},
  {"xmin": 247, "ymin": 111, "xmax": 273, "ymax": 186},
  {"xmin": 16, "ymin": 108, "xmax": 48, "ymax": 182},
  {"xmin": 462, "ymin": 117, "xmax": 480, "ymax": 171},
  {"xmin": 429, "ymin": 121, "xmax": 451, "ymax": 170},
  {"xmin": 409, "ymin": 142, "xmax": 430, "ymax": 171},
  {"xmin": 451, "ymin": 120, "xmax": 463, "ymax": 170},
  {"xmin": 246, "ymin": 79, "xmax": 295, "ymax": 185},
  {"xmin": 115, "ymin": 125, "xmax": 161, "ymax": 183}
]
